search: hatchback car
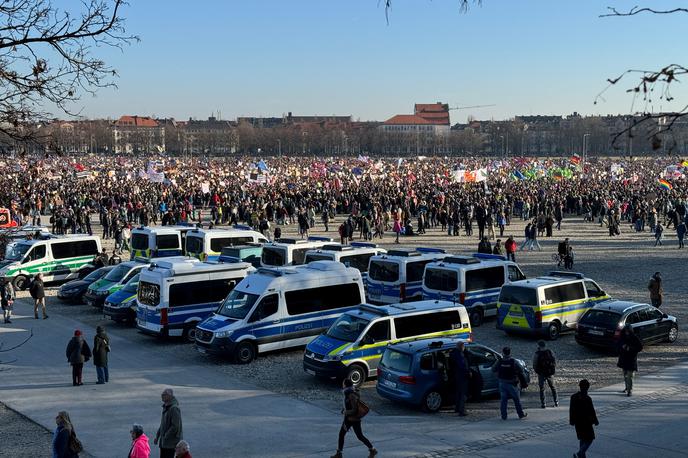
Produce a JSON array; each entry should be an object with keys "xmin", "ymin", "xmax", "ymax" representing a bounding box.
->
[
  {"xmin": 376, "ymin": 338, "xmax": 530, "ymax": 412},
  {"xmin": 575, "ymin": 300, "xmax": 678, "ymax": 350},
  {"xmin": 57, "ymin": 266, "xmax": 114, "ymax": 304}
]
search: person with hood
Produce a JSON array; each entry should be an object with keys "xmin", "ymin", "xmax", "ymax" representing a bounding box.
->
[
  {"xmin": 155, "ymin": 388, "xmax": 183, "ymax": 458},
  {"xmin": 1, "ymin": 278, "xmax": 15, "ymax": 323},
  {"xmin": 29, "ymin": 272, "xmax": 47, "ymax": 319},
  {"xmin": 53, "ymin": 410, "xmax": 81, "ymax": 458},
  {"xmin": 492, "ymin": 239, "xmax": 504, "ymax": 255},
  {"xmin": 477, "ymin": 236, "xmax": 492, "ymax": 254},
  {"xmin": 66, "ymin": 330, "xmax": 92, "ymax": 386},
  {"xmin": 128, "ymin": 424, "xmax": 151, "ymax": 458},
  {"xmin": 617, "ymin": 326, "xmax": 643, "ymax": 396},
  {"xmin": 331, "ymin": 378, "xmax": 377, "ymax": 458},
  {"xmin": 647, "ymin": 272, "xmax": 663, "ymax": 308},
  {"xmin": 569, "ymin": 379, "xmax": 599, "ymax": 458},
  {"xmin": 93, "ymin": 326, "xmax": 111, "ymax": 384}
]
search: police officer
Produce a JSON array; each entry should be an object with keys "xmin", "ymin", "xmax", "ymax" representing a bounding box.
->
[
  {"xmin": 492, "ymin": 346, "xmax": 528, "ymax": 420},
  {"xmin": 449, "ymin": 341, "xmax": 470, "ymax": 416}
]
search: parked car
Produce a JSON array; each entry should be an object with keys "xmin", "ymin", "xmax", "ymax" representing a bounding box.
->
[
  {"xmin": 575, "ymin": 300, "xmax": 678, "ymax": 351},
  {"xmin": 376, "ymin": 338, "xmax": 530, "ymax": 412},
  {"xmin": 57, "ymin": 266, "xmax": 114, "ymax": 304},
  {"xmin": 103, "ymin": 273, "xmax": 140, "ymax": 324}
]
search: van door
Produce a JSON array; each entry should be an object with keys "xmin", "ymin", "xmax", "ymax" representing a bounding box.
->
[
  {"xmin": 357, "ymin": 319, "xmax": 391, "ymax": 375},
  {"xmin": 22, "ymin": 244, "xmax": 48, "ymax": 278},
  {"xmin": 247, "ymin": 293, "xmax": 282, "ymax": 350},
  {"xmin": 48, "ymin": 242, "xmax": 74, "ymax": 280}
]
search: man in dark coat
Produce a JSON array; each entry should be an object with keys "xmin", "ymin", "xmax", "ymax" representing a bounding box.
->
[
  {"xmin": 617, "ymin": 325, "xmax": 643, "ymax": 396},
  {"xmin": 93, "ymin": 326, "xmax": 110, "ymax": 384},
  {"xmin": 449, "ymin": 341, "xmax": 470, "ymax": 416},
  {"xmin": 1, "ymin": 278, "xmax": 15, "ymax": 323},
  {"xmin": 570, "ymin": 379, "xmax": 599, "ymax": 458},
  {"xmin": 66, "ymin": 330, "xmax": 92, "ymax": 386},
  {"xmin": 29, "ymin": 273, "xmax": 47, "ymax": 319},
  {"xmin": 155, "ymin": 388, "xmax": 183, "ymax": 458},
  {"xmin": 647, "ymin": 272, "xmax": 663, "ymax": 308}
]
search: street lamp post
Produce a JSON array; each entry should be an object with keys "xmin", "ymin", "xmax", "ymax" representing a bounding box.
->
[
  {"xmin": 277, "ymin": 139, "xmax": 282, "ymax": 157},
  {"xmin": 583, "ymin": 133, "xmax": 591, "ymax": 164},
  {"xmin": 499, "ymin": 135, "xmax": 505, "ymax": 159}
]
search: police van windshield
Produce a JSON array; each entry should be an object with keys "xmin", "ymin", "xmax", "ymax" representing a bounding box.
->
[
  {"xmin": 104, "ymin": 264, "xmax": 130, "ymax": 283},
  {"xmin": 369, "ymin": 260, "xmax": 399, "ymax": 282},
  {"xmin": 326, "ymin": 314, "xmax": 370, "ymax": 342},
  {"xmin": 5, "ymin": 243, "xmax": 31, "ymax": 261},
  {"xmin": 131, "ymin": 234, "xmax": 148, "ymax": 250},
  {"xmin": 499, "ymin": 285, "xmax": 538, "ymax": 305},
  {"xmin": 262, "ymin": 246, "xmax": 286, "ymax": 266},
  {"xmin": 305, "ymin": 253, "xmax": 331, "ymax": 263},
  {"xmin": 185, "ymin": 236, "xmax": 203, "ymax": 254},
  {"xmin": 216, "ymin": 289, "xmax": 260, "ymax": 319},
  {"xmin": 425, "ymin": 268, "xmax": 458, "ymax": 292}
]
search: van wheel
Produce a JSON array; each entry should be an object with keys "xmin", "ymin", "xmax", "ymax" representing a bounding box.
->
[
  {"xmin": 547, "ymin": 322, "xmax": 561, "ymax": 340},
  {"xmin": 234, "ymin": 342, "xmax": 256, "ymax": 364},
  {"xmin": 470, "ymin": 309, "xmax": 483, "ymax": 327},
  {"xmin": 12, "ymin": 275, "xmax": 29, "ymax": 291},
  {"xmin": 345, "ymin": 364, "xmax": 367, "ymax": 387},
  {"xmin": 183, "ymin": 324, "xmax": 199, "ymax": 343},
  {"xmin": 422, "ymin": 390, "xmax": 443, "ymax": 413},
  {"xmin": 667, "ymin": 325, "xmax": 678, "ymax": 343}
]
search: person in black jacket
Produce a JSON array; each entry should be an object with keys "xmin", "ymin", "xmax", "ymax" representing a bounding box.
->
[
  {"xmin": 1, "ymin": 278, "xmax": 15, "ymax": 323},
  {"xmin": 492, "ymin": 346, "xmax": 528, "ymax": 420},
  {"xmin": 617, "ymin": 325, "xmax": 643, "ymax": 396},
  {"xmin": 331, "ymin": 378, "xmax": 377, "ymax": 458},
  {"xmin": 29, "ymin": 273, "xmax": 47, "ymax": 319},
  {"xmin": 66, "ymin": 330, "xmax": 92, "ymax": 386},
  {"xmin": 570, "ymin": 379, "xmax": 599, "ymax": 458},
  {"xmin": 93, "ymin": 326, "xmax": 110, "ymax": 384}
]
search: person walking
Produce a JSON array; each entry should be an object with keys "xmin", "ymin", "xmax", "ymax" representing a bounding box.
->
[
  {"xmin": 1, "ymin": 278, "xmax": 15, "ymax": 323},
  {"xmin": 128, "ymin": 424, "xmax": 151, "ymax": 458},
  {"xmin": 29, "ymin": 272, "xmax": 47, "ymax": 319},
  {"xmin": 52, "ymin": 411, "xmax": 82, "ymax": 458},
  {"xmin": 330, "ymin": 378, "xmax": 377, "ymax": 458},
  {"xmin": 532, "ymin": 340, "xmax": 559, "ymax": 408},
  {"xmin": 518, "ymin": 223, "xmax": 532, "ymax": 250},
  {"xmin": 155, "ymin": 388, "xmax": 183, "ymax": 458},
  {"xmin": 492, "ymin": 346, "xmax": 528, "ymax": 420},
  {"xmin": 93, "ymin": 325, "xmax": 111, "ymax": 384},
  {"xmin": 66, "ymin": 330, "xmax": 91, "ymax": 386},
  {"xmin": 449, "ymin": 341, "xmax": 470, "ymax": 416},
  {"xmin": 617, "ymin": 326, "xmax": 643, "ymax": 396},
  {"xmin": 570, "ymin": 379, "xmax": 599, "ymax": 458},
  {"xmin": 505, "ymin": 235, "xmax": 517, "ymax": 262},
  {"xmin": 677, "ymin": 220, "xmax": 686, "ymax": 249},
  {"xmin": 647, "ymin": 272, "xmax": 663, "ymax": 308},
  {"xmin": 174, "ymin": 440, "xmax": 192, "ymax": 458},
  {"xmin": 654, "ymin": 221, "xmax": 664, "ymax": 246}
]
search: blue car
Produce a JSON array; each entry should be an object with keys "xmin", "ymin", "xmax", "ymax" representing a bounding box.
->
[
  {"xmin": 103, "ymin": 273, "xmax": 140, "ymax": 324},
  {"xmin": 376, "ymin": 338, "xmax": 530, "ymax": 412}
]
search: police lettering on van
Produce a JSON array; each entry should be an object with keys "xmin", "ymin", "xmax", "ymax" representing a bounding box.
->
[
  {"xmin": 304, "ymin": 300, "xmax": 472, "ymax": 386},
  {"xmin": 195, "ymin": 261, "xmax": 365, "ymax": 364},
  {"xmin": 367, "ymin": 248, "xmax": 448, "ymax": 304},
  {"xmin": 422, "ymin": 253, "xmax": 526, "ymax": 326},
  {"xmin": 496, "ymin": 271, "xmax": 611, "ymax": 340}
]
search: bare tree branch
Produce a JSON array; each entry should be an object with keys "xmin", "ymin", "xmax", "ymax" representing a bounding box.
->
[
  {"xmin": 600, "ymin": 6, "xmax": 688, "ymax": 18},
  {"xmin": 382, "ymin": 0, "xmax": 481, "ymax": 24}
]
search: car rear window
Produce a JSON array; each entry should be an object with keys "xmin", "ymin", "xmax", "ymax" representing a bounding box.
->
[
  {"xmin": 499, "ymin": 285, "xmax": 537, "ymax": 305},
  {"xmin": 580, "ymin": 309, "xmax": 621, "ymax": 328},
  {"xmin": 380, "ymin": 349, "xmax": 412, "ymax": 372}
]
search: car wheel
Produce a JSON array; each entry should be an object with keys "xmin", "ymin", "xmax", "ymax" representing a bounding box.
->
[
  {"xmin": 345, "ymin": 364, "xmax": 367, "ymax": 387},
  {"xmin": 547, "ymin": 322, "xmax": 560, "ymax": 340},
  {"xmin": 667, "ymin": 325, "xmax": 678, "ymax": 343},
  {"xmin": 470, "ymin": 309, "xmax": 483, "ymax": 327},
  {"xmin": 183, "ymin": 323, "xmax": 199, "ymax": 343},
  {"xmin": 12, "ymin": 275, "xmax": 29, "ymax": 291},
  {"xmin": 422, "ymin": 390, "xmax": 443, "ymax": 413},
  {"xmin": 234, "ymin": 341, "xmax": 256, "ymax": 364}
]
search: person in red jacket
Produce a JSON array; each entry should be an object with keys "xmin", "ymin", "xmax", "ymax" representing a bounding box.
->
[
  {"xmin": 505, "ymin": 235, "xmax": 517, "ymax": 262},
  {"xmin": 129, "ymin": 424, "xmax": 151, "ymax": 458}
]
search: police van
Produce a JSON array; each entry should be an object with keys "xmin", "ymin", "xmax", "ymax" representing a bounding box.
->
[
  {"xmin": 130, "ymin": 226, "xmax": 183, "ymax": 260},
  {"xmin": 136, "ymin": 258, "xmax": 253, "ymax": 341},
  {"xmin": 496, "ymin": 271, "xmax": 611, "ymax": 340},
  {"xmin": 304, "ymin": 242, "xmax": 386, "ymax": 283},
  {"xmin": 195, "ymin": 261, "xmax": 365, "ymax": 364},
  {"xmin": 260, "ymin": 236, "xmax": 333, "ymax": 267},
  {"xmin": 422, "ymin": 253, "xmax": 526, "ymax": 326},
  {"xmin": 366, "ymin": 248, "xmax": 448, "ymax": 305},
  {"xmin": 304, "ymin": 300, "xmax": 472, "ymax": 386},
  {"xmin": 217, "ymin": 244, "xmax": 263, "ymax": 268},
  {"xmin": 185, "ymin": 228, "xmax": 268, "ymax": 261},
  {"xmin": 0, "ymin": 235, "xmax": 101, "ymax": 289}
]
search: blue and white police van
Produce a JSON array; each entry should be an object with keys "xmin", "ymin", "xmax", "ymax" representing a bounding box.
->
[
  {"xmin": 422, "ymin": 253, "xmax": 526, "ymax": 326},
  {"xmin": 260, "ymin": 236, "xmax": 333, "ymax": 267},
  {"xmin": 304, "ymin": 242, "xmax": 386, "ymax": 284},
  {"xmin": 194, "ymin": 260, "xmax": 365, "ymax": 364},
  {"xmin": 366, "ymin": 248, "xmax": 448, "ymax": 305},
  {"xmin": 136, "ymin": 258, "xmax": 253, "ymax": 341},
  {"xmin": 185, "ymin": 227, "xmax": 268, "ymax": 261}
]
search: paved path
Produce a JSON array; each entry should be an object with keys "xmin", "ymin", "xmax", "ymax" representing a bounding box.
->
[{"xmin": 1, "ymin": 307, "xmax": 687, "ymax": 457}]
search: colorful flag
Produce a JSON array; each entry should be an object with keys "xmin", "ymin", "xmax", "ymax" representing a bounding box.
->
[
  {"xmin": 512, "ymin": 170, "xmax": 526, "ymax": 180},
  {"xmin": 570, "ymin": 154, "xmax": 581, "ymax": 166},
  {"xmin": 658, "ymin": 179, "xmax": 673, "ymax": 191},
  {"xmin": 681, "ymin": 160, "xmax": 688, "ymax": 167}
]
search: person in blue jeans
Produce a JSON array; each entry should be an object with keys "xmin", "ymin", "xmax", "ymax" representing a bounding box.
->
[{"xmin": 492, "ymin": 346, "xmax": 528, "ymax": 420}]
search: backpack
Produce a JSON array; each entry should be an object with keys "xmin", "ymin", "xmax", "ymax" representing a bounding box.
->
[{"xmin": 538, "ymin": 349, "xmax": 556, "ymax": 376}]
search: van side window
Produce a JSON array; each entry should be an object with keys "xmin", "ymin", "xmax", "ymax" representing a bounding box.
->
[
  {"xmin": 507, "ymin": 265, "xmax": 525, "ymax": 282},
  {"xmin": 285, "ymin": 283, "xmax": 362, "ymax": 316},
  {"xmin": 544, "ymin": 282, "xmax": 586, "ymax": 304},
  {"xmin": 419, "ymin": 353, "xmax": 435, "ymax": 370},
  {"xmin": 584, "ymin": 281, "xmax": 603, "ymax": 297},
  {"xmin": 26, "ymin": 245, "xmax": 46, "ymax": 262},
  {"xmin": 466, "ymin": 266, "xmax": 505, "ymax": 292},
  {"xmin": 169, "ymin": 278, "xmax": 238, "ymax": 307},
  {"xmin": 467, "ymin": 346, "xmax": 497, "ymax": 365},
  {"xmin": 76, "ymin": 240, "xmax": 98, "ymax": 256},
  {"xmin": 211, "ymin": 237, "xmax": 253, "ymax": 252},
  {"xmin": 363, "ymin": 320, "xmax": 390, "ymax": 343},
  {"xmin": 394, "ymin": 311, "xmax": 463, "ymax": 339},
  {"xmin": 342, "ymin": 253, "xmax": 374, "ymax": 273},
  {"xmin": 625, "ymin": 311, "xmax": 641, "ymax": 325},
  {"xmin": 292, "ymin": 248, "xmax": 310, "ymax": 265},
  {"xmin": 248, "ymin": 294, "xmax": 279, "ymax": 323},
  {"xmin": 407, "ymin": 260, "xmax": 431, "ymax": 283},
  {"xmin": 156, "ymin": 235, "xmax": 179, "ymax": 250}
]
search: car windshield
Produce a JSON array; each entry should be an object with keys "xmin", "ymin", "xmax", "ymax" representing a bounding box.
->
[
  {"xmin": 104, "ymin": 264, "xmax": 130, "ymax": 283},
  {"xmin": 380, "ymin": 349, "xmax": 413, "ymax": 372},
  {"xmin": 122, "ymin": 274, "xmax": 140, "ymax": 293},
  {"xmin": 216, "ymin": 289, "xmax": 260, "ymax": 319},
  {"xmin": 326, "ymin": 314, "xmax": 370, "ymax": 342},
  {"xmin": 84, "ymin": 267, "xmax": 110, "ymax": 282},
  {"xmin": 261, "ymin": 247, "xmax": 286, "ymax": 266},
  {"xmin": 5, "ymin": 243, "xmax": 31, "ymax": 261},
  {"xmin": 580, "ymin": 309, "xmax": 621, "ymax": 328},
  {"xmin": 369, "ymin": 260, "xmax": 399, "ymax": 282}
]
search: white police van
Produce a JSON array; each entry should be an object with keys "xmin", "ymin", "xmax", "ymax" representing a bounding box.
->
[
  {"xmin": 260, "ymin": 236, "xmax": 333, "ymax": 267},
  {"xmin": 185, "ymin": 227, "xmax": 268, "ymax": 261},
  {"xmin": 136, "ymin": 258, "xmax": 253, "ymax": 342},
  {"xmin": 130, "ymin": 226, "xmax": 183, "ymax": 260},
  {"xmin": 195, "ymin": 261, "xmax": 365, "ymax": 364},
  {"xmin": 366, "ymin": 248, "xmax": 448, "ymax": 305},
  {"xmin": 304, "ymin": 242, "xmax": 385, "ymax": 283},
  {"xmin": 422, "ymin": 253, "xmax": 526, "ymax": 326}
]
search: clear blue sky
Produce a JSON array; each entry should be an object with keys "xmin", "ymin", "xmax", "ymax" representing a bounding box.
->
[{"xmin": 69, "ymin": 0, "xmax": 687, "ymax": 123}]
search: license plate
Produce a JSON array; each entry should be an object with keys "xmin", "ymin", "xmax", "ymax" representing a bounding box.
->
[
  {"xmin": 380, "ymin": 379, "xmax": 397, "ymax": 388},
  {"xmin": 588, "ymin": 330, "xmax": 604, "ymax": 336},
  {"xmin": 304, "ymin": 368, "xmax": 316, "ymax": 375}
]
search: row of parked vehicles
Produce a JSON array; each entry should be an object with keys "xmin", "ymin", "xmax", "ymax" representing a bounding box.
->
[{"xmin": 1, "ymin": 225, "xmax": 679, "ymax": 411}]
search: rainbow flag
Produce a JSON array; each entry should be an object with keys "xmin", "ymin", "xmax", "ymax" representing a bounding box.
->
[{"xmin": 658, "ymin": 179, "xmax": 673, "ymax": 191}]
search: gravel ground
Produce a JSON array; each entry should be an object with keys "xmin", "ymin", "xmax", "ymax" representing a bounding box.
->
[{"xmin": 4, "ymin": 213, "xmax": 687, "ymax": 441}]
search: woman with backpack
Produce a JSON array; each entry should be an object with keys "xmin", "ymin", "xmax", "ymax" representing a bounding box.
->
[
  {"xmin": 53, "ymin": 410, "xmax": 82, "ymax": 457},
  {"xmin": 330, "ymin": 378, "xmax": 377, "ymax": 458},
  {"xmin": 532, "ymin": 340, "xmax": 559, "ymax": 409}
]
